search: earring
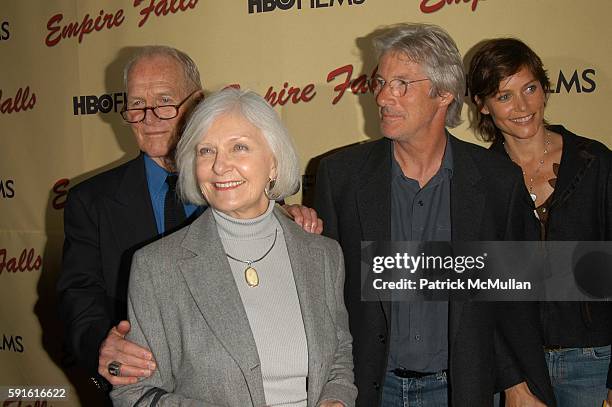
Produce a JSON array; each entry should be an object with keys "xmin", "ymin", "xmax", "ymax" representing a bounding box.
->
[{"xmin": 264, "ymin": 178, "xmax": 276, "ymax": 200}]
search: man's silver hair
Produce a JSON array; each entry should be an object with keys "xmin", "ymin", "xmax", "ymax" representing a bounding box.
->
[
  {"xmin": 123, "ymin": 45, "xmax": 202, "ymax": 93},
  {"xmin": 373, "ymin": 23, "xmax": 465, "ymax": 128},
  {"xmin": 176, "ymin": 87, "xmax": 301, "ymax": 205}
]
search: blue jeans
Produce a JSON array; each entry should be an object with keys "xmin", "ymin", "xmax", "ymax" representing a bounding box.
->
[
  {"xmin": 381, "ymin": 370, "xmax": 448, "ymax": 407},
  {"xmin": 545, "ymin": 345, "xmax": 610, "ymax": 407}
]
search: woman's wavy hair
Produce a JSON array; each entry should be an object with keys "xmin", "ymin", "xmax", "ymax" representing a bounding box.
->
[{"xmin": 468, "ymin": 38, "xmax": 551, "ymax": 142}]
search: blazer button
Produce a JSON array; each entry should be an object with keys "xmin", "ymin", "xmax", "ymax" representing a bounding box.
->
[
  {"xmin": 373, "ymin": 381, "xmax": 380, "ymax": 390},
  {"xmin": 378, "ymin": 334, "xmax": 386, "ymax": 343}
]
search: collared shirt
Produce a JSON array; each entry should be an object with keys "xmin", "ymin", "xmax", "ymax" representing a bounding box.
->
[
  {"xmin": 144, "ymin": 154, "xmax": 198, "ymax": 234},
  {"xmin": 388, "ymin": 136, "xmax": 453, "ymax": 373}
]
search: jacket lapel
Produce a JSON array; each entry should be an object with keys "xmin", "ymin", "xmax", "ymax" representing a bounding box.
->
[
  {"xmin": 106, "ymin": 155, "xmax": 158, "ymax": 250},
  {"xmin": 357, "ymin": 138, "xmax": 392, "ymax": 242},
  {"xmin": 356, "ymin": 139, "xmax": 393, "ymax": 320},
  {"xmin": 549, "ymin": 125, "xmax": 594, "ymax": 209},
  {"xmin": 449, "ymin": 136, "xmax": 485, "ymax": 242},
  {"xmin": 448, "ymin": 136, "xmax": 487, "ymax": 346},
  {"xmin": 178, "ymin": 210, "xmax": 266, "ymax": 406},
  {"xmin": 275, "ymin": 211, "xmax": 325, "ymax": 405}
]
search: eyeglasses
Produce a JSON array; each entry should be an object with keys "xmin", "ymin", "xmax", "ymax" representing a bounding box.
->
[
  {"xmin": 120, "ymin": 90, "xmax": 199, "ymax": 123},
  {"xmin": 371, "ymin": 77, "xmax": 430, "ymax": 97}
]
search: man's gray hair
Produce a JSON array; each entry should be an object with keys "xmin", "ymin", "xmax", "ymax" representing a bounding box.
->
[
  {"xmin": 176, "ymin": 87, "xmax": 301, "ymax": 205},
  {"xmin": 373, "ymin": 23, "xmax": 465, "ymax": 128},
  {"xmin": 123, "ymin": 45, "xmax": 202, "ymax": 93}
]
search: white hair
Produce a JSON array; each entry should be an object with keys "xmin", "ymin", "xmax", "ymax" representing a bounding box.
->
[
  {"xmin": 176, "ymin": 88, "xmax": 301, "ymax": 205},
  {"xmin": 373, "ymin": 23, "xmax": 465, "ymax": 128},
  {"xmin": 123, "ymin": 45, "xmax": 202, "ymax": 93}
]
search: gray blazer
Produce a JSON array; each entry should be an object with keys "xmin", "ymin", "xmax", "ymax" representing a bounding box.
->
[{"xmin": 111, "ymin": 207, "xmax": 357, "ymax": 406}]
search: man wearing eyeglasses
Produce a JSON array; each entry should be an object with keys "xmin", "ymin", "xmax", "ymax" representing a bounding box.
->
[
  {"xmin": 56, "ymin": 46, "xmax": 206, "ymax": 396},
  {"xmin": 315, "ymin": 24, "xmax": 555, "ymax": 406}
]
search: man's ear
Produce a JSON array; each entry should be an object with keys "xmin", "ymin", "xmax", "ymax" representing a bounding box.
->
[
  {"xmin": 438, "ymin": 91, "xmax": 454, "ymax": 107},
  {"xmin": 194, "ymin": 89, "xmax": 205, "ymax": 103}
]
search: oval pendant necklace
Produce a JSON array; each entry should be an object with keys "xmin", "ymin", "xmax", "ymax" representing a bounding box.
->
[{"xmin": 225, "ymin": 229, "xmax": 278, "ymax": 288}]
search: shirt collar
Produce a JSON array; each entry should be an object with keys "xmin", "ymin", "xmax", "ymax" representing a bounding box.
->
[
  {"xmin": 144, "ymin": 154, "xmax": 171, "ymax": 197},
  {"xmin": 441, "ymin": 132, "xmax": 454, "ymax": 175}
]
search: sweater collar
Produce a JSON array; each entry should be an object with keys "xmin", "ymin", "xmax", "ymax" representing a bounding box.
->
[{"xmin": 211, "ymin": 200, "xmax": 277, "ymax": 240}]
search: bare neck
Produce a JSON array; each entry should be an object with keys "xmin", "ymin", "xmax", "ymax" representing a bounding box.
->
[
  {"xmin": 151, "ymin": 156, "xmax": 176, "ymax": 173},
  {"xmin": 393, "ymin": 129, "xmax": 448, "ymax": 188},
  {"xmin": 502, "ymin": 129, "xmax": 549, "ymax": 165}
]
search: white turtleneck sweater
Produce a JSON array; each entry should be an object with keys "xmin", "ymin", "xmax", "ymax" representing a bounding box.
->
[{"xmin": 212, "ymin": 202, "xmax": 308, "ymax": 407}]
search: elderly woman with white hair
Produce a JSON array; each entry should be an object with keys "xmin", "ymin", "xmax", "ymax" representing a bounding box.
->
[{"xmin": 111, "ymin": 88, "xmax": 357, "ymax": 407}]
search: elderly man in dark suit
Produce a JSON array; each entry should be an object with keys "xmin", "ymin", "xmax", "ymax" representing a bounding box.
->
[
  {"xmin": 57, "ymin": 46, "xmax": 205, "ymax": 392},
  {"xmin": 315, "ymin": 24, "xmax": 555, "ymax": 407},
  {"xmin": 56, "ymin": 45, "xmax": 324, "ymax": 395}
]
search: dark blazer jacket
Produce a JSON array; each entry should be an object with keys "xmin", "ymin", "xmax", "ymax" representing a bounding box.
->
[
  {"xmin": 315, "ymin": 135, "xmax": 556, "ymax": 407},
  {"xmin": 492, "ymin": 124, "xmax": 612, "ymax": 389},
  {"xmin": 57, "ymin": 154, "xmax": 198, "ymax": 379}
]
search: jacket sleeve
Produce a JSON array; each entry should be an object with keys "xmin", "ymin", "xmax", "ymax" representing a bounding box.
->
[
  {"xmin": 495, "ymin": 174, "xmax": 555, "ymax": 405},
  {"xmin": 493, "ymin": 323, "xmax": 523, "ymax": 392},
  {"xmin": 317, "ymin": 241, "xmax": 357, "ymax": 407},
  {"xmin": 495, "ymin": 302, "xmax": 549, "ymax": 397},
  {"xmin": 56, "ymin": 188, "xmax": 112, "ymax": 378},
  {"xmin": 606, "ymin": 152, "xmax": 612, "ymax": 389},
  {"xmin": 110, "ymin": 251, "xmax": 218, "ymax": 407},
  {"xmin": 605, "ymin": 148, "xmax": 612, "ymax": 241}
]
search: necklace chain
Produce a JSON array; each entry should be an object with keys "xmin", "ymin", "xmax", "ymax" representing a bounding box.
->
[
  {"xmin": 504, "ymin": 132, "xmax": 551, "ymax": 202},
  {"xmin": 225, "ymin": 229, "xmax": 278, "ymax": 266}
]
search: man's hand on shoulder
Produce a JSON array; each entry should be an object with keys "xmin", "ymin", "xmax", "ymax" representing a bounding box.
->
[
  {"xmin": 98, "ymin": 320, "xmax": 156, "ymax": 385},
  {"xmin": 282, "ymin": 204, "xmax": 323, "ymax": 234}
]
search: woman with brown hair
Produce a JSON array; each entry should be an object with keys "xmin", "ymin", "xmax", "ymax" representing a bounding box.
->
[{"xmin": 468, "ymin": 37, "xmax": 612, "ymax": 407}]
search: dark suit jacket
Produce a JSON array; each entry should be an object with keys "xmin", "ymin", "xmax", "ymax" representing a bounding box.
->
[
  {"xmin": 315, "ymin": 135, "xmax": 556, "ymax": 407},
  {"xmin": 57, "ymin": 154, "xmax": 199, "ymax": 379}
]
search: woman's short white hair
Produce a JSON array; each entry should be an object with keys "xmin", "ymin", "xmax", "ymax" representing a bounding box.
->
[
  {"xmin": 373, "ymin": 23, "xmax": 465, "ymax": 128},
  {"xmin": 176, "ymin": 87, "xmax": 301, "ymax": 205}
]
